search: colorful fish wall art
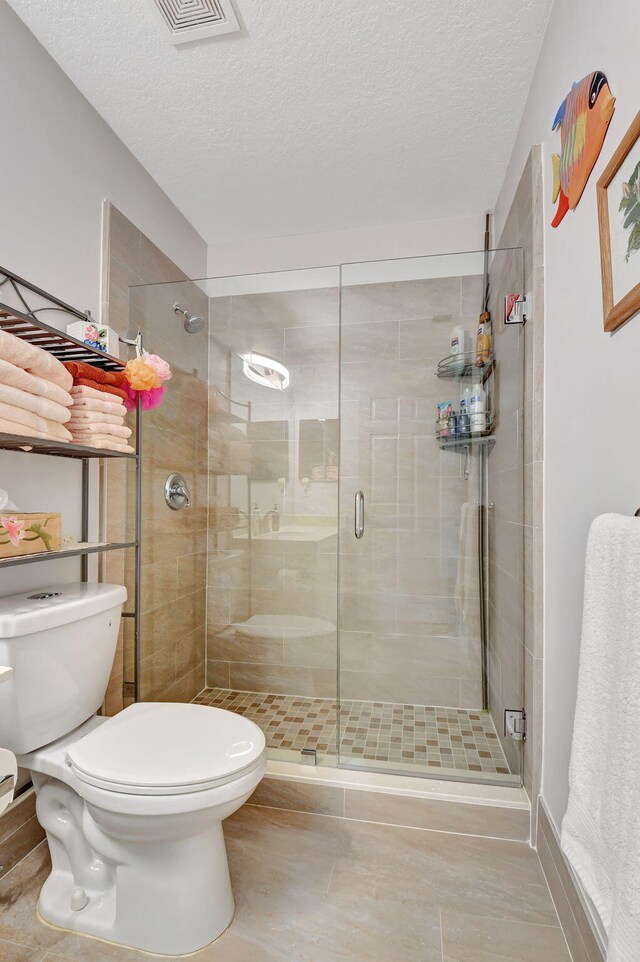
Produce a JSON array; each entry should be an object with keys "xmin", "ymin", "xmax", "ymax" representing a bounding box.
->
[{"xmin": 551, "ymin": 71, "xmax": 616, "ymax": 227}]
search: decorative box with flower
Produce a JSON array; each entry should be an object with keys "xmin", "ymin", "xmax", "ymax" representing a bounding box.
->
[
  {"xmin": 66, "ymin": 320, "xmax": 119, "ymax": 357},
  {"xmin": 0, "ymin": 513, "xmax": 62, "ymax": 559}
]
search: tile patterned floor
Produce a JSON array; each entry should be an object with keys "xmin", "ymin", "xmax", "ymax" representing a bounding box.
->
[
  {"xmin": 192, "ymin": 687, "xmax": 511, "ymax": 776},
  {"xmin": 0, "ymin": 806, "xmax": 571, "ymax": 962}
]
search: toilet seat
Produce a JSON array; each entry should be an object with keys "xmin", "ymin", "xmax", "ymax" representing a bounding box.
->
[{"xmin": 66, "ymin": 702, "xmax": 265, "ymax": 796}]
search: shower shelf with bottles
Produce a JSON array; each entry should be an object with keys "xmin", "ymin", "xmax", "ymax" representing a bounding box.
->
[
  {"xmin": 436, "ymin": 352, "xmax": 495, "ymax": 381},
  {"xmin": 438, "ymin": 433, "xmax": 495, "ymax": 453},
  {"xmin": 435, "ymin": 349, "xmax": 495, "ymax": 450}
]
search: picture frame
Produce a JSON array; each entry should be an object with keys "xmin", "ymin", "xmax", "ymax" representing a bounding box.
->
[{"xmin": 596, "ymin": 112, "xmax": 640, "ymax": 332}]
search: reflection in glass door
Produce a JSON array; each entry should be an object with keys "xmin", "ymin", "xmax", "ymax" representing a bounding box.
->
[{"xmin": 337, "ymin": 251, "xmax": 524, "ymax": 785}]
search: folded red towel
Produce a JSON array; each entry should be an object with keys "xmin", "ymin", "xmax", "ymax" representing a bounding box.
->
[
  {"xmin": 73, "ymin": 377, "xmax": 129, "ymax": 403},
  {"xmin": 63, "ymin": 361, "xmax": 127, "ymax": 388}
]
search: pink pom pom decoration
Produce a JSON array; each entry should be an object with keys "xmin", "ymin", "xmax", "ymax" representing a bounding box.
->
[
  {"xmin": 140, "ymin": 386, "xmax": 166, "ymax": 410},
  {"xmin": 122, "ymin": 352, "xmax": 170, "ymax": 411},
  {"xmin": 122, "ymin": 384, "xmax": 137, "ymax": 413},
  {"xmin": 143, "ymin": 352, "xmax": 172, "ymax": 382}
]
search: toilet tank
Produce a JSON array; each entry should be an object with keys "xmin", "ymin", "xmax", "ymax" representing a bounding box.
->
[{"xmin": 0, "ymin": 583, "xmax": 127, "ymax": 755}]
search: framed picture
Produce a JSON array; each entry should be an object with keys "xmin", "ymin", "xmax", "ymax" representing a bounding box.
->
[{"xmin": 597, "ymin": 112, "xmax": 640, "ymax": 332}]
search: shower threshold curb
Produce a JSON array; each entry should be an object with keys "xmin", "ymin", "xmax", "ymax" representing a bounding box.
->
[{"xmin": 264, "ymin": 759, "xmax": 530, "ymax": 809}]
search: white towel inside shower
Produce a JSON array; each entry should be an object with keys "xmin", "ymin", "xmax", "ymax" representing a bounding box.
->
[{"xmin": 561, "ymin": 513, "xmax": 640, "ymax": 962}]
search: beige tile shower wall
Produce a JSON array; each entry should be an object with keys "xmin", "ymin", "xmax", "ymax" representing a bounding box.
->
[
  {"xmin": 101, "ymin": 205, "xmax": 208, "ymax": 712},
  {"xmin": 487, "ymin": 148, "xmax": 544, "ymax": 805},
  {"xmin": 339, "ymin": 277, "xmax": 484, "ymax": 708},
  {"xmin": 206, "ymin": 288, "xmax": 340, "ymax": 698}
]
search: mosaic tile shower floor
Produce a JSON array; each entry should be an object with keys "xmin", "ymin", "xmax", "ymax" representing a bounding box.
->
[{"xmin": 192, "ymin": 688, "xmax": 511, "ymax": 776}]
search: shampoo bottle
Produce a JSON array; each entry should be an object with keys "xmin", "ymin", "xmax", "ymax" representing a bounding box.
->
[
  {"xmin": 469, "ymin": 382, "xmax": 486, "ymax": 415},
  {"xmin": 475, "ymin": 312, "xmax": 491, "ymax": 366},
  {"xmin": 449, "ymin": 325, "xmax": 469, "ymax": 374},
  {"xmin": 482, "ymin": 316, "xmax": 492, "ymax": 363},
  {"xmin": 470, "ymin": 382, "xmax": 488, "ymax": 434}
]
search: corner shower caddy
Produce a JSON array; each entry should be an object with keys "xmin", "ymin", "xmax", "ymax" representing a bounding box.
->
[
  {"xmin": 435, "ymin": 350, "xmax": 496, "ymax": 452},
  {"xmin": 0, "ymin": 266, "xmax": 142, "ymax": 699},
  {"xmin": 434, "ymin": 347, "xmax": 496, "ymax": 710}
]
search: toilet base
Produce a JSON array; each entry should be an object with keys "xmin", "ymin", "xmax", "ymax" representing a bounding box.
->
[
  {"xmin": 36, "ymin": 872, "xmax": 235, "ymax": 958},
  {"xmin": 30, "ymin": 768, "xmax": 244, "ymax": 956},
  {"xmin": 36, "ymin": 812, "xmax": 236, "ymax": 956},
  {"xmin": 36, "ymin": 902, "xmax": 235, "ymax": 958}
]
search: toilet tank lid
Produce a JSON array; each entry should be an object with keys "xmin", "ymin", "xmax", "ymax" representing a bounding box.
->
[{"xmin": 0, "ymin": 584, "xmax": 127, "ymax": 638}]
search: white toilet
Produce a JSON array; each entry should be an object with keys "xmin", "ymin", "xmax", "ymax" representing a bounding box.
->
[{"xmin": 0, "ymin": 583, "xmax": 266, "ymax": 956}]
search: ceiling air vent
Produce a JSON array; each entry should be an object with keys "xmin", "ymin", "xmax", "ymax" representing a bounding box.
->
[{"xmin": 148, "ymin": 0, "xmax": 240, "ymax": 44}]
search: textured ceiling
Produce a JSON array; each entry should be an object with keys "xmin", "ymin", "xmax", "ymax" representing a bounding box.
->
[{"xmin": 7, "ymin": 0, "xmax": 553, "ymax": 246}]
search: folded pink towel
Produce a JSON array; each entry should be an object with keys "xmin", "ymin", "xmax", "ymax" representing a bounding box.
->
[
  {"xmin": 68, "ymin": 410, "xmax": 125, "ymax": 427},
  {"xmin": 0, "ymin": 415, "xmax": 72, "ymax": 443},
  {"xmin": 76, "ymin": 436, "xmax": 134, "ymax": 453},
  {"xmin": 0, "ymin": 358, "xmax": 72, "ymax": 408},
  {"xmin": 70, "ymin": 402, "xmax": 127, "ymax": 421},
  {"xmin": 0, "ymin": 382, "xmax": 71, "ymax": 423},
  {"xmin": 0, "ymin": 401, "xmax": 72, "ymax": 440},
  {"xmin": 70, "ymin": 421, "xmax": 132, "ymax": 439},
  {"xmin": 69, "ymin": 387, "xmax": 127, "ymax": 417},
  {"xmin": 0, "ymin": 329, "xmax": 72, "ymax": 391}
]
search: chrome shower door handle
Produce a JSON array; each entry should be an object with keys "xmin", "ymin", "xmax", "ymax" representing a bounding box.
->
[{"xmin": 354, "ymin": 490, "xmax": 365, "ymax": 539}]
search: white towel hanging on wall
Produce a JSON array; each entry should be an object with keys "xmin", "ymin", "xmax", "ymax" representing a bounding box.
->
[{"xmin": 561, "ymin": 513, "xmax": 640, "ymax": 962}]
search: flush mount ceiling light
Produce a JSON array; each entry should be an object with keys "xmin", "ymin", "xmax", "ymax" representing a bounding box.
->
[
  {"xmin": 242, "ymin": 353, "xmax": 290, "ymax": 391},
  {"xmin": 148, "ymin": 0, "xmax": 240, "ymax": 45}
]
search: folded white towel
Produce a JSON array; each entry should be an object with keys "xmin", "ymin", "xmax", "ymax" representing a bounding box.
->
[
  {"xmin": 561, "ymin": 514, "xmax": 640, "ymax": 961},
  {"xmin": 0, "ymin": 382, "xmax": 71, "ymax": 423},
  {"xmin": 0, "ymin": 401, "xmax": 72, "ymax": 440},
  {"xmin": 0, "ymin": 329, "xmax": 72, "ymax": 391},
  {"xmin": 70, "ymin": 421, "xmax": 131, "ymax": 439},
  {"xmin": 0, "ymin": 358, "xmax": 72, "ymax": 408},
  {"xmin": 0, "ymin": 414, "xmax": 72, "ymax": 443},
  {"xmin": 77, "ymin": 437, "xmax": 134, "ymax": 453},
  {"xmin": 69, "ymin": 389, "xmax": 127, "ymax": 417},
  {"xmin": 68, "ymin": 410, "xmax": 125, "ymax": 426}
]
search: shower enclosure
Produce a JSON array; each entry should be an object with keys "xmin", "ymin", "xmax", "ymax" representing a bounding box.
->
[{"xmin": 127, "ymin": 248, "xmax": 525, "ymax": 786}]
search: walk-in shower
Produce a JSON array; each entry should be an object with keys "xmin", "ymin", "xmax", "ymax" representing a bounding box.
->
[{"xmin": 127, "ymin": 248, "xmax": 526, "ymax": 787}]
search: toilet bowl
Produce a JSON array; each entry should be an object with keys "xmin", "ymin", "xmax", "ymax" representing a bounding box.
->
[
  {"xmin": 0, "ymin": 584, "xmax": 266, "ymax": 956},
  {"xmin": 21, "ymin": 703, "xmax": 266, "ymax": 956}
]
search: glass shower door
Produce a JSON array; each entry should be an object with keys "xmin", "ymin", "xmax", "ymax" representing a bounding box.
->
[{"xmin": 337, "ymin": 251, "xmax": 525, "ymax": 785}]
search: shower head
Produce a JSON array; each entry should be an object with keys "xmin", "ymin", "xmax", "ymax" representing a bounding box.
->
[{"xmin": 173, "ymin": 302, "xmax": 205, "ymax": 334}]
